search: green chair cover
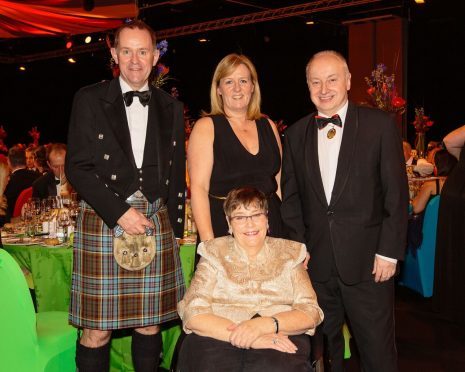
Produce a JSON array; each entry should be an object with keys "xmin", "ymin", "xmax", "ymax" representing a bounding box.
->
[{"xmin": 0, "ymin": 249, "xmax": 77, "ymax": 372}]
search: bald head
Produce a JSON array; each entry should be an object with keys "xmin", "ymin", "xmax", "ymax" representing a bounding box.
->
[{"xmin": 306, "ymin": 50, "xmax": 351, "ymax": 116}]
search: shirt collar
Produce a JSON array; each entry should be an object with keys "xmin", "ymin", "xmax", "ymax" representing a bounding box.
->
[{"xmin": 119, "ymin": 77, "xmax": 149, "ymax": 94}]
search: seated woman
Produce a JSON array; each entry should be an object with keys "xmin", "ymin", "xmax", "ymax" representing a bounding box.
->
[
  {"xmin": 177, "ymin": 187, "xmax": 323, "ymax": 372},
  {"xmin": 411, "ymin": 149, "xmax": 457, "ymax": 214}
]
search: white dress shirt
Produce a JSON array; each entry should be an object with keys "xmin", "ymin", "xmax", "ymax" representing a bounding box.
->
[
  {"xmin": 120, "ymin": 78, "xmax": 148, "ymax": 168},
  {"xmin": 317, "ymin": 101, "xmax": 348, "ymax": 205},
  {"xmin": 316, "ymin": 100, "xmax": 396, "ymax": 264}
]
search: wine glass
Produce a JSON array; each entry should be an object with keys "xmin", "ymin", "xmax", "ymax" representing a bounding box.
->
[
  {"xmin": 57, "ymin": 209, "xmax": 70, "ymax": 243},
  {"xmin": 22, "ymin": 201, "xmax": 35, "ymax": 238}
]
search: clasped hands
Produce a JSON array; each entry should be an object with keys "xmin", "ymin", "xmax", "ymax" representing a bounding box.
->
[{"xmin": 227, "ymin": 317, "xmax": 297, "ymax": 354}]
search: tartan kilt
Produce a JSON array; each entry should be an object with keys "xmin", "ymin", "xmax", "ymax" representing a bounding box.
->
[{"xmin": 69, "ymin": 197, "xmax": 186, "ymax": 330}]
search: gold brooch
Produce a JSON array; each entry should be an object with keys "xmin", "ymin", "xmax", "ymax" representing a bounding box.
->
[{"xmin": 327, "ymin": 127, "xmax": 336, "ymax": 139}]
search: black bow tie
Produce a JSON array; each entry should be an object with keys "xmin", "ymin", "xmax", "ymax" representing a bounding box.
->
[
  {"xmin": 55, "ymin": 178, "xmax": 60, "ymax": 185},
  {"xmin": 123, "ymin": 90, "xmax": 151, "ymax": 107},
  {"xmin": 315, "ymin": 114, "xmax": 343, "ymax": 129}
]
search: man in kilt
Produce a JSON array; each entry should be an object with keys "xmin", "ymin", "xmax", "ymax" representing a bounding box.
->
[{"xmin": 66, "ymin": 20, "xmax": 186, "ymax": 372}]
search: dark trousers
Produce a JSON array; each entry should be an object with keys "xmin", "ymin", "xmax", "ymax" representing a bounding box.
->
[
  {"xmin": 313, "ymin": 276, "xmax": 398, "ymax": 372},
  {"xmin": 176, "ymin": 333, "xmax": 312, "ymax": 372}
]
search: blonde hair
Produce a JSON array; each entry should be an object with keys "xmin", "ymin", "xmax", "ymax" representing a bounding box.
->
[{"xmin": 206, "ymin": 54, "xmax": 262, "ymax": 120}]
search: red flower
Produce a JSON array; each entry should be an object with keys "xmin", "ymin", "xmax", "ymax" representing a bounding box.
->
[
  {"xmin": 391, "ymin": 96, "xmax": 406, "ymax": 108},
  {"xmin": 367, "ymin": 87, "xmax": 375, "ymax": 95},
  {"xmin": 412, "ymin": 108, "xmax": 434, "ymax": 133}
]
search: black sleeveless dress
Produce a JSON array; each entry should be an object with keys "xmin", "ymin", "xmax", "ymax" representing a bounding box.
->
[
  {"xmin": 208, "ymin": 115, "xmax": 284, "ymax": 239},
  {"xmin": 433, "ymin": 149, "xmax": 465, "ymax": 324}
]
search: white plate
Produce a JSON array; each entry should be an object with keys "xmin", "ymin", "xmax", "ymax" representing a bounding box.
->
[
  {"xmin": 41, "ymin": 242, "xmax": 69, "ymax": 248},
  {"xmin": 3, "ymin": 237, "xmax": 41, "ymax": 245}
]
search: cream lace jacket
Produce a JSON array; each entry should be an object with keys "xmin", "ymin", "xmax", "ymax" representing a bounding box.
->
[{"xmin": 178, "ymin": 236, "xmax": 324, "ymax": 335}]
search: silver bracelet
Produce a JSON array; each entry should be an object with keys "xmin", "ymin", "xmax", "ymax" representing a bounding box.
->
[{"xmin": 271, "ymin": 316, "xmax": 279, "ymax": 334}]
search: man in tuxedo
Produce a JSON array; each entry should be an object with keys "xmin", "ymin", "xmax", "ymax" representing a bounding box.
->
[
  {"xmin": 281, "ymin": 51, "xmax": 408, "ymax": 372},
  {"xmin": 25, "ymin": 146, "xmax": 36, "ymax": 171},
  {"xmin": 4, "ymin": 145, "xmax": 39, "ymax": 220},
  {"xmin": 66, "ymin": 20, "xmax": 186, "ymax": 372},
  {"xmin": 32, "ymin": 143, "xmax": 68, "ymax": 199}
]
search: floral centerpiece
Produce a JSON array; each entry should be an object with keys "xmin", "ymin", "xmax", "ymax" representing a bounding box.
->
[
  {"xmin": 0, "ymin": 126, "xmax": 7, "ymax": 153},
  {"xmin": 365, "ymin": 63, "xmax": 406, "ymax": 115},
  {"xmin": 151, "ymin": 40, "xmax": 171, "ymax": 88},
  {"xmin": 275, "ymin": 119, "xmax": 288, "ymax": 135},
  {"xmin": 412, "ymin": 107, "xmax": 434, "ymax": 158},
  {"xmin": 28, "ymin": 126, "xmax": 40, "ymax": 146}
]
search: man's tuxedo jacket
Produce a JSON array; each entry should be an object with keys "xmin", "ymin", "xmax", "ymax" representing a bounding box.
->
[
  {"xmin": 281, "ymin": 103, "xmax": 409, "ymax": 284},
  {"xmin": 65, "ymin": 78, "xmax": 185, "ymax": 237},
  {"xmin": 32, "ymin": 172, "xmax": 57, "ymax": 200}
]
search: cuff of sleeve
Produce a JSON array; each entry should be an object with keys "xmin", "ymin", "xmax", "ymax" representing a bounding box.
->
[{"xmin": 376, "ymin": 254, "xmax": 397, "ymax": 264}]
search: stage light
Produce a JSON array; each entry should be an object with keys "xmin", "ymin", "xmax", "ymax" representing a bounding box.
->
[
  {"xmin": 68, "ymin": 58, "xmax": 76, "ymax": 63},
  {"xmin": 19, "ymin": 65, "xmax": 26, "ymax": 71},
  {"xmin": 84, "ymin": 36, "xmax": 92, "ymax": 44},
  {"xmin": 414, "ymin": 0, "xmax": 425, "ymax": 3},
  {"xmin": 66, "ymin": 38, "xmax": 73, "ymax": 49},
  {"xmin": 306, "ymin": 17, "xmax": 315, "ymax": 25},
  {"xmin": 198, "ymin": 38, "xmax": 208, "ymax": 43}
]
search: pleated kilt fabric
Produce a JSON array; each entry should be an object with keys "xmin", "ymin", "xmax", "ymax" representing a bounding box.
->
[{"xmin": 69, "ymin": 198, "xmax": 186, "ymax": 330}]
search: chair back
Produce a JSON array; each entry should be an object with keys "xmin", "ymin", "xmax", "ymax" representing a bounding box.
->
[
  {"xmin": 399, "ymin": 195, "xmax": 440, "ymax": 297},
  {"xmin": 13, "ymin": 186, "xmax": 33, "ymax": 217},
  {"xmin": 418, "ymin": 195, "xmax": 440, "ymax": 296},
  {"xmin": 0, "ymin": 249, "xmax": 39, "ymax": 370}
]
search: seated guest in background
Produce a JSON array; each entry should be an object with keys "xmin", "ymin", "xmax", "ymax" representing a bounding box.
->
[
  {"xmin": 403, "ymin": 140, "xmax": 415, "ymax": 165},
  {"xmin": 33, "ymin": 145, "xmax": 49, "ymax": 175},
  {"xmin": 411, "ymin": 149, "xmax": 457, "ymax": 214},
  {"xmin": 25, "ymin": 145, "xmax": 37, "ymax": 171},
  {"xmin": 426, "ymin": 144, "xmax": 442, "ymax": 167},
  {"xmin": 4, "ymin": 145, "xmax": 39, "ymax": 221},
  {"xmin": 177, "ymin": 187, "xmax": 323, "ymax": 372},
  {"xmin": 0, "ymin": 160, "xmax": 9, "ymax": 227},
  {"xmin": 32, "ymin": 143, "xmax": 70, "ymax": 199}
]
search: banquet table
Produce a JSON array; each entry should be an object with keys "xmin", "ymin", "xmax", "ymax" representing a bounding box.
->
[
  {"xmin": 2, "ymin": 239, "xmax": 197, "ymax": 371},
  {"xmin": 3, "ymin": 243, "xmax": 72, "ymax": 312}
]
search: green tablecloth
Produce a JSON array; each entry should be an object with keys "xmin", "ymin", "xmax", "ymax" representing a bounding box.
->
[
  {"xmin": 3, "ymin": 244, "xmax": 73, "ymax": 312},
  {"xmin": 2, "ymin": 242, "xmax": 197, "ymax": 370}
]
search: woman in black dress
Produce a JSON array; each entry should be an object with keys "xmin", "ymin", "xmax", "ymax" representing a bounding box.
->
[
  {"xmin": 434, "ymin": 125, "xmax": 465, "ymax": 324},
  {"xmin": 187, "ymin": 54, "xmax": 284, "ymax": 244}
]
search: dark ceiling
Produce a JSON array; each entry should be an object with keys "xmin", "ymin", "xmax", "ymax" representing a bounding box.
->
[
  {"xmin": 0, "ymin": 0, "xmax": 407, "ymax": 62},
  {"xmin": 1, "ymin": 0, "xmax": 462, "ymax": 147}
]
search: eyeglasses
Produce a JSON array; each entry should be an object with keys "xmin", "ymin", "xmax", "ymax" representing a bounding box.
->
[{"xmin": 229, "ymin": 212, "xmax": 267, "ymax": 224}]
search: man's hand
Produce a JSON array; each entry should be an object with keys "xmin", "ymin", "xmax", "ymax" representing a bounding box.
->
[
  {"xmin": 117, "ymin": 207, "xmax": 154, "ymax": 235},
  {"xmin": 372, "ymin": 256, "xmax": 397, "ymax": 282}
]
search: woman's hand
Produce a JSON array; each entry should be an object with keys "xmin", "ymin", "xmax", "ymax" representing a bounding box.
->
[
  {"xmin": 227, "ymin": 318, "xmax": 271, "ymax": 349},
  {"xmin": 251, "ymin": 333, "xmax": 297, "ymax": 353}
]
